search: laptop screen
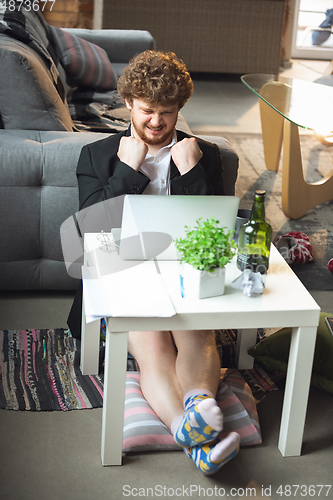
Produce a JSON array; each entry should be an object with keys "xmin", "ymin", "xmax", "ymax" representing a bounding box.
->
[{"xmin": 118, "ymin": 195, "xmax": 240, "ymax": 260}]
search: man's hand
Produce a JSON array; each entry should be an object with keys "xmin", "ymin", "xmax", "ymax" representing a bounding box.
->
[
  {"xmin": 117, "ymin": 136, "xmax": 148, "ymax": 171},
  {"xmin": 171, "ymin": 138, "xmax": 203, "ymax": 175}
]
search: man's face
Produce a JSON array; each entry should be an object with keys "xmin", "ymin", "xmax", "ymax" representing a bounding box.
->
[{"xmin": 126, "ymin": 98, "xmax": 179, "ymax": 148}]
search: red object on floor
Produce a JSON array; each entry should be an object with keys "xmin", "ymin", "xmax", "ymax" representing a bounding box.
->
[
  {"xmin": 328, "ymin": 259, "xmax": 333, "ymax": 273},
  {"xmin": 275, "ymin": 231, "xmax": 314, "ymax": 265}
]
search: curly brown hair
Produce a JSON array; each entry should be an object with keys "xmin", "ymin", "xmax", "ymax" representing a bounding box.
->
[{"xmin": 117, "ymin": 50, "xmax": 193, "ymax": 109}]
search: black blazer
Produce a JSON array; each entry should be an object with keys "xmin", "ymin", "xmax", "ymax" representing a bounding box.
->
[
  {"xmin": 68, "ymin": 128, "xmax": 225, "ymax": 338},
  {"xmin": 77, "ymin": 127, "xmax": 225, "ymax": 210}
]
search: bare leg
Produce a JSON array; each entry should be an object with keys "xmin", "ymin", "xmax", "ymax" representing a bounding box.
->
[
  {"xmin": 129, "ymin": 329, "xmax": 239, "ymax": 475},
  {"xmin": 128, "ymin": 329, "xmax": 221, "ymax": 429},
  {"xmin": 128, "ymin": 330, "xmax": 184, "ymax": 428},
  {"xmin": 172, "ymin": 329, "xmax": 221, "ymax": 397}
]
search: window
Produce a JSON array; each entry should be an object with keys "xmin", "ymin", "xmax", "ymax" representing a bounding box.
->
[{"xmin": 292, "ymin": 0, "xmax": 333, "ymax": 59}]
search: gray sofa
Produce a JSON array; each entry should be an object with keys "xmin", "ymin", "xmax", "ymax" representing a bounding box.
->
[{"xmin": 0, "ymin": 10, "xmax": 239, "ymax": 291}]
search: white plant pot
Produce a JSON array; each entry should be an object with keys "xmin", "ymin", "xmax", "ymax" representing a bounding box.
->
[{"xmin": 182, "ymin": 263, "xmax": 226, "ymax": 299}]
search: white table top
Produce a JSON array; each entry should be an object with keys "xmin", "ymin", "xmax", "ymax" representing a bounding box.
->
[{"xmin": 84, "ymin": 233, "xmax": 320, "ymax": 332}]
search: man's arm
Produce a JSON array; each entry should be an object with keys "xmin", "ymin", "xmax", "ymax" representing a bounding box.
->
[
  {"xmin": 77, "ymin": 142, "xmax": 150, "ymax": 210},
  {"xmin": 170, "ymin": 137, "xmax": 224, "ymax": 195},
  {"xmin": 170, "ymin": 137, "xmax": 203, "ymax": 175},
  {"xmin": 117, "ymin": 136, "xmax": 148, "ymax": 171}
]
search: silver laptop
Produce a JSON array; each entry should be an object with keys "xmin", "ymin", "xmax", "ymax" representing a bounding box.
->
[{"xmin": 116, "ymin": 195, "xmax": 240, "ymax": 261}]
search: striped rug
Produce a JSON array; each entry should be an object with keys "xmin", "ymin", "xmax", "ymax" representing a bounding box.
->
[
  {"xmin": 0, "ymin": 329, "xmax": 103, "ymax": 411},
  {"xmin": 0, "ymin": 328, "xmax": 285, "ymax": 411}
]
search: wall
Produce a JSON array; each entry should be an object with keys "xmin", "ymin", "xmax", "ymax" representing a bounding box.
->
[
  {"xmin": 95, "ymin": 0, "xmax": 287, "ymax": 75},
  {"xmin": 42, "ymin": 0, "xmax": 94, "ymax": 28}
]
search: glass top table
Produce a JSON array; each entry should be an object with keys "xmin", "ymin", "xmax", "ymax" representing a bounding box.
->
[
  {"xmin": 241, "ymin": 73, "xmax": 333, "ymax": 135},
  {"xmin": 241, "ymin": 74, "xmax": 333, "ymax": 220}
]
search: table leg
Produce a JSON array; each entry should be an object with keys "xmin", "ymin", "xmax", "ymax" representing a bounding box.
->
[
  {"xmin": 278, "ymin": 326, "xmax": 317, "ymax": 457},
  {"xmin": 235, "ymin": 328, "xmax": 257, "ymax": 369},
  {"xmin": 259, "ymin": 98, "xmax": 284, "ymax": 172},
  {"xmin": 259, "ymin": 80, "xmax": 292, "ymax": 172},
  {"xmin": 101, "ymin": 324, "xmax": 128, "ymax": 466},
  {"xmin": 80, "ymin": 293, "xmax": 100, "ymax": 375},
  {"xmin": 282, "ymin": 120, "xmax": 333, "ymax": 219}
]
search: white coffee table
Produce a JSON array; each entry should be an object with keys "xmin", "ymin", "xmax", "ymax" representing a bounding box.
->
[{"xmin": 81, "ymin": 233, "xmax": 320, "ymax": 466}]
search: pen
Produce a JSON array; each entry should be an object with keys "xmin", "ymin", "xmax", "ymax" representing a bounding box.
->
[{"xmin": 179, "ymin": 274, "xmax": 184, "ymax": 298}]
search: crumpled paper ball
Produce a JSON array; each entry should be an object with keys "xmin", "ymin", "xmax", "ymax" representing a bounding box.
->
[
  {"xmin": 232, "ymin": 269, "xmax": 265, "ymax": 296},
  {"xmin": 328, "ymin": 259, "xmax": 333, "ymax": 273},
  {"xmin": 275, "ymin": 231, "xmax": 314, "ymax": 265}
]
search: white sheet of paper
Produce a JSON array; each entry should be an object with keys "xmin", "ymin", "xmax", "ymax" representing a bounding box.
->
[
  {"xmin": 82, "ymin": 266, "xmax": 110, "ymax": 323},
  {"xmin": 82, "ymin": 261, "xmax": 176, "ymax": 322}
]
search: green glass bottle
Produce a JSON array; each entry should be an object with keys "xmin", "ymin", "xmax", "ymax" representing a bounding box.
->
[{"xmin": 236, "ymin": 190, "xmax": 272, "ymax": 274}]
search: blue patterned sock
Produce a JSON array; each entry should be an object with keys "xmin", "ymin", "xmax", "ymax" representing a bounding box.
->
[
  {"xmin": 172, "ymin": 392, "xmax": 223, "ymax": 448},
  {"xmin": 184, "ymin": 432, "xmax": 240, "ymax": 476}
]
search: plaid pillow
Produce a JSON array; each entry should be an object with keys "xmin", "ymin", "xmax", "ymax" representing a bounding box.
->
[{"xmin": 49, "ymin": 26, "xmax": 117, "ymax": 91}]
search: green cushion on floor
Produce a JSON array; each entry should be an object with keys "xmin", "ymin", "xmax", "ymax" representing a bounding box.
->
[{"xmin": 248, "ymin": 312, "xmax": 333, "ymax": 393}]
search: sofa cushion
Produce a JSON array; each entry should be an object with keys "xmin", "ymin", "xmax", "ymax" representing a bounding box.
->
[
  {"xmin": 0, "ymin": 35, "xmax": 73, "ymax": 130},
  {"xmin": 0, "ymin": 6, "xmax": 63, "ymax": 92},
  {"xmin": 0, "ymin": 6, "xmax": 50, "ymax": 50},
  {"xmin": 49, "ymin": 26, "xmax": 118, "ymax": 91},
  {"xmin": 0, "ymin": 5, "xmax": 73, "ymax": 130}
]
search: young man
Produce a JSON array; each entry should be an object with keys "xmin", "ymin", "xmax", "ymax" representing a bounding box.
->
[{"xmin": 68, "ymin": 50, "xmax": 240, "ymax": 475}]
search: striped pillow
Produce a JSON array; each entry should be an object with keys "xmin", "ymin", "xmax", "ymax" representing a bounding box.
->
[
  {"xmin": 216, "ymin": 369, "xmax": 262, "ymax": 446},
  {"xmin": 123, "ymin": 370, "xmax": 261, "ymax": 453},
  {"xmin": 50, "ymin": 26, "xmax": 117, "ymax": 91}
]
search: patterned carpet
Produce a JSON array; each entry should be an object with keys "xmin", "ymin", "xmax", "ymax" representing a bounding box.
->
[
  {"xmin": 223, "ymin": 132, "xmax": 333, "ymax": 290},
  {"xmin": 0, "ymin": 328, "xmax": 285, "ymax": 412}
]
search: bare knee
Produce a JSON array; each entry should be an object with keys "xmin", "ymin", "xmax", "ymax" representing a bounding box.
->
[
  {"xmin": 128, "ymin": 330, "xmax": 176, "ymax": 368},
  {"xmin": 173, "ymin": 329, "xmax": 217, "ymax": 350}
]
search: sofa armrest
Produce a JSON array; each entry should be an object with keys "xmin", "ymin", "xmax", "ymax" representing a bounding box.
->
[
  {"xmin": 0, "ymin": 129, "xmax": 107, "ymax": 290},
  {"xmin": 197, "ymin": 135, "xmax": 239, "ymax": 196},
  {"xmin": 176, "ymin": 116, "xmax": 239, "ymax": 195},
  {"xmin": 62, "ymin": 28, "xmax": 156, "ymax": 63}
]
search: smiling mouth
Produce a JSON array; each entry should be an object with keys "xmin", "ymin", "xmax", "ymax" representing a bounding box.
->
[{"xmin": 147, "ymin": 126, "xmax": 163, "ymax": 133}]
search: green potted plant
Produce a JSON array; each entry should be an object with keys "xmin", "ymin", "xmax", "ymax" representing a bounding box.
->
[{"xmin": 174, "ymin": 216, "xmax": 237, "ymax": 299}]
